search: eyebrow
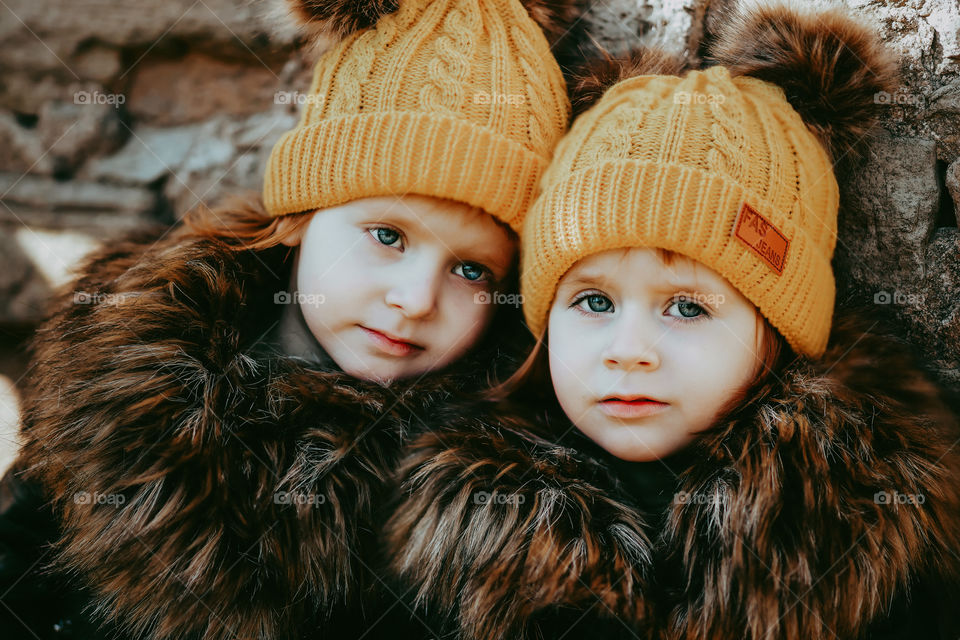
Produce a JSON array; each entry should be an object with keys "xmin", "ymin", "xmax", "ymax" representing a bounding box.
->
[
  {"xmin": 560, "ymin": 268, "xmax": 726, "ymax": 294},
  {"xmin": 558, "ymin": 272, "xmax": 615, "ymax": 290},
  {"xmin": 655, "ymin": 274, "xmax": 723, "ymax": 293}
]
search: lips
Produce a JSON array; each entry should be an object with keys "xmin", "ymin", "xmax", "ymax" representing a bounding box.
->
[
  {"xmin": 360, "ymin": 326, "xmax": 424, "ymax": 357},
  {"xmin": 598, "ymin": 395, "xmax": 668, "ymax": 419}
]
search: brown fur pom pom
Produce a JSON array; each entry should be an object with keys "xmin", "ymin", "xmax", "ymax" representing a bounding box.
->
[
  {"xmin": 285, "ymin": 0, "xmax": 399, "ymax": 38},
  {"xmin": 283, "ymin": 0, "xmax": 588, "ymax": 46},
  {"xmin": 707, "ymin": 3, "xmax": 898, "ymax": 163},
  {"xmin": 567, "ymin": 46, "xmax": 692, "ymax": 117}
]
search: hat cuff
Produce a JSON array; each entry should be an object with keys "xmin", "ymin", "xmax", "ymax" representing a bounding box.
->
[
  {"xmin": 263, "ymin": 111, "xmax": 546, "ymax": 232},
  {"xmin": 521, "ymin": 160, "xmax": 835, "ymax": 358}
]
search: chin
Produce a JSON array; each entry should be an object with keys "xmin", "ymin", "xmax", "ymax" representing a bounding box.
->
[
  {"xmin": 339, "ymin": 364, "xmax": 379, "ymax": 382},
  {"xmin": 592, "ymin": 429, "xmax": 676, "ymax": 462},
  {"xmin": 329, "ymin": 354, "xmax": 386, "ymax": 383},
  {"xmin": 346, "ymin": 360, "xmax": 423, "ymax": 384},
  {"xmin": 607, "ymin": 446, "xmax": 666, "ymax": 463}
]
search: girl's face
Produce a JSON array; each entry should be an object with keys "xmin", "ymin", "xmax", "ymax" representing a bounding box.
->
[
  {"xmin": 284, "ymin": 194, "xmax": 515, "ymax": 382},
  {"xmin": 547, "ymin": 248, "xmax": 763, "ymax": 462}
]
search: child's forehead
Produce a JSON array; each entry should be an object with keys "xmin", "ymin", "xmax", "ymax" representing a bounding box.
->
[
  {"xmin": 566, "ymin": 247, "xmax": 706, "ymax": 282},
  {"xmin": 337, "ymin": 194, "xmax": 498, "ymax": 233},
  {"xmin": 347, "ymin": 194, "xmax": 479, "ymax": 217}
]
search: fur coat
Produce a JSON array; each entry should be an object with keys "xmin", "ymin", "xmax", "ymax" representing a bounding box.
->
[
  {"xmin": 384, "ymin": 306, "xmax": 960, "ymax": 640},
  {"xmin": 7, "ymin": 225, "xmax": 514, "ymax": 640}
]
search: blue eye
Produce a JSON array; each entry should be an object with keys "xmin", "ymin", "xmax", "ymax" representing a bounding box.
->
[
  {"xmin": 370, "ymin": 227, "xmax": 402, "ymax": 248},
  {"xmin": 667, "ymin": 297, "xmax": 710, "ymax": 321},
  {"xmin": 454, "ymin": 262, "xmax": 488, "ymax": 282},
  {"xmin": 572, "ymin": 293, "xmax": 613, "ymax": 314}
]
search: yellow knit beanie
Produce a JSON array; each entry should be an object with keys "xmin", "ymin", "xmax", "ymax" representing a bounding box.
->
[
  {"xmin": 263, "ymin": 0, "xmax": 572, "ymax": 232},
  {"xmin": 521, "ymin": 6, "xmax": 895, "ymax": 358}
]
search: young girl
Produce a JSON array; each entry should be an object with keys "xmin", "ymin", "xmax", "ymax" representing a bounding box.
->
[
  {"xmin": 0, "ymin": 0, "xmax": 582, "ymax": 638},
  {"xmin": 385, "ymin": 5, "xmax": 960, "ymax": 639}
]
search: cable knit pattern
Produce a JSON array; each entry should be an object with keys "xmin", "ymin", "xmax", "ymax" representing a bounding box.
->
[
  {"xmin": 509, "ymin": 23, "xmax": 552, "ymax": 154},
  {"xmin": 326, "ymin": 30, "xmax": 380, "ymax": 116},
  {"xmin": 263, "ymin": 0, "xmax": 571, "ymax": 232},
  {"xmin": 707, "ymin": 79, "xmax": 747, "ymax": 186},
  {"xmin": 419, "ymin": 4, "xmax": 474, "ymax": 113}
]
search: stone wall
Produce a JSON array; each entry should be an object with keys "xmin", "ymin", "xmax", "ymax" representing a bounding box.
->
[
  {"xmin": 1, "ymin": 0, "xmax": 958, "ymax": 453},
  {"xmin": 0, "ymin": 0, "xmax": 312, "ymax": 326}
]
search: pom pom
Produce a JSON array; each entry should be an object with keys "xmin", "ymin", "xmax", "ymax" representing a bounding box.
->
[
  {"xmin": 707, "ymin": 3, "xmax": 897, "ymax": 162},
  {"xmin": 567, "ymin": 46, "xmax": 692, "ymax": 117}
]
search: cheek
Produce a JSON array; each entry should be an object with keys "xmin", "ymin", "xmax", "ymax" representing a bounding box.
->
[
  {"xmin": 547, "ymin": 316, "xmax": 589, "ymax": 408},
  {"xmin": 705, "ymin": 317, "xmax": 761, "ymax": 384},
  {"xmin": 434, "ymin": 290, "xmax": 494, "ymax": 350},
  {"xmin": 548, "ymin": 311, "xmax": 604, "ymax": 374},
  {"xmin": 298, "ymin": 245, "xmax": 371, "ymax": 303},
  {"xmin": 672, "ymin": 323, "xmax": 755, "ymax": 428},
  {"xmin": 550, "ymin": 359, "xmax": 582, "ymax": 417}
]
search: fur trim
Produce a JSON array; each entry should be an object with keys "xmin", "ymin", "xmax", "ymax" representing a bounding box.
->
[
  {"xmin": 284, "ymin": 0, "xmax": 398, "ymax": 38},
  {"xmin": 568, "ymin": 46, "xmax": 692, "ymax": 117},
  {"xmin": 386, "ymin": 418, "xmax": 652, "ymax": 640},
  {"xmin": 17, "ymin": 228, "xmax": 412, "ymax": 640},
  {"xmin": 384, "ymin": 304, "xmax": 960, "ymax": 640},
  {"xmin": 517, "ymin": 0, "xmax": 590, "ymax": 54},
  {"xmin": 706, "ymin": 3, "xmax": 897, "ymax": 163},
  {"xmin": 282, "ymin": 0, "xmax": 589, "ymax": 49},
  {"xmin": 660, "ymin": 307, "xmax": 960, "ymax": 640}
]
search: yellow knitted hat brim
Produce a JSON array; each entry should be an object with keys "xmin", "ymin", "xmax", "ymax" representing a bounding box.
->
[
  {"xmin": 521, "ymin": 159, "xmax": 835, "ymax": 358},
  {"xmin": 264, "ymin": 112, "xmax": 545, "ymax": 232}
]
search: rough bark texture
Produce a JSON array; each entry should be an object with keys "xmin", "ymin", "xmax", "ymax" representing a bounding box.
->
[{"xmin": 0, "ymin": 0, "xmax": 957, "ymax": 385}]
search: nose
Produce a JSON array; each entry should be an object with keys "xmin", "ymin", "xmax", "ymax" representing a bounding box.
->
[
  {"xmin": 601, "ymin": 311, "xmax": 661, "ymax": 372},
  {"xmin": 384, "ymin": 255, "xmax": 441, "ymax": 320}
]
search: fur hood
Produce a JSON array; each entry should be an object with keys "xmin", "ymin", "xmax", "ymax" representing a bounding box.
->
[
  {"xmin": 15, "ymin": 226, "xmax": 497, "ymax": 640},
  {"xmin": 385, "ymin": 306, "xmax": 960, "ymax": 640}
]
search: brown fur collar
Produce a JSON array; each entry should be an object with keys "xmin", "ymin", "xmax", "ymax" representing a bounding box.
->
[
  {"xmin": 16, "ymin": 227, "xmax": 480, "ymax": 640},
  {"xmin": 385, "ymin": 306, "xmax": 960, "ymax": 640}
]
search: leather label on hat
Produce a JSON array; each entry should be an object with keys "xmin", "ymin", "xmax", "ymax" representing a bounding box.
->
[{"xmin": 733, "ymin": 202, "xmax": 788, "ymax": 275}]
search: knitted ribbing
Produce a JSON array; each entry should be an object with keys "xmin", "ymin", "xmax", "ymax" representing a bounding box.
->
[
  {"xmin": 263, "ymin": 0, "xmax": 570, "ymax": 232},
  {"xmin": 521, "ymin": 66, "xmax": 838, "ymax": 358}
]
